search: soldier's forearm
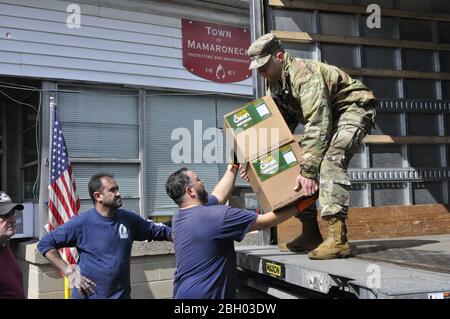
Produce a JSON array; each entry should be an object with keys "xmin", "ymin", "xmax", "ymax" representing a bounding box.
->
[{"xmin": 299, "ymin": 146, "xmax": 327, "ymax": 179}]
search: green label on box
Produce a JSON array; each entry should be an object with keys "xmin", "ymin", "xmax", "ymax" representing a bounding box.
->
[
  {"xmin": 252, "ymin": 145, "xmax": 299, "ymax": 181},
  {"xmin": 225, "ymin": 98, "xmax": 272, "ymax": 131}
]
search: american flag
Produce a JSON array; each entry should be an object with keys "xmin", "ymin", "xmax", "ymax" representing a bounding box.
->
[{"xmin": 47, "ymin": 110, "xmax": 80, "ymax": 265}]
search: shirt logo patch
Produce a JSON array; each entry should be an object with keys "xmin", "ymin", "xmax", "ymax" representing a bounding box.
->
[{"xmin": 119, "ymin": 224, "xmax": 128, "ymax": 239}]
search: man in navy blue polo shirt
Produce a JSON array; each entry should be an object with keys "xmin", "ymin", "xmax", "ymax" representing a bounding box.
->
[
  {"xmin": 38, "ymin": 173, "xmax": 172, "ymax": 299},
  {"xmin": 166, "ymin": 164, "xmax": 299, "ymax": 299}
]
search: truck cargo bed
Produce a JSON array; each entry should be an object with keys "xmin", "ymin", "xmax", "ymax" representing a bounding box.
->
[{"xmin": 236, "ymin": 234, "xmax": 450, "ymax": 299}]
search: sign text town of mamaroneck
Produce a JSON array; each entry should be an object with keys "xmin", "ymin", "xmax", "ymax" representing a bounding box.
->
[{"xmin": 182, "ymin": 19, "xmax": 251, "ymax": 83}]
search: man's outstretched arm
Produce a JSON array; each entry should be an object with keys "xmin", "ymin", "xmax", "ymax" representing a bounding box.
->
[
  {"xmin": 212, "ymin": 164, "xmax": 239, "ymax": 204},
  {"xmin": 250, "ymin": 204, "xmax": 298, "ymax": 231}
]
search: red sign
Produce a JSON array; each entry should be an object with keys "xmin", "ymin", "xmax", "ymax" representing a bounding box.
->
[{"xmin": 182, "ymin": 19, "xmax": 252, "ymax": 83}]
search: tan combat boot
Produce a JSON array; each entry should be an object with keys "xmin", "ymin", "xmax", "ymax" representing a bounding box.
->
[
  {"xmin": 278, "ymin": 217, "xmax": 323, "ymax": 252},
  {"xmin": 308, "ymin": 216, "xmax": 352, "ymax": 260}
]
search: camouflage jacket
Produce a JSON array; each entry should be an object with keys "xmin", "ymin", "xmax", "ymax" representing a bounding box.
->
[{"xmin": 269, "ymin": 53, "xmax": 376, "ymax": 179}]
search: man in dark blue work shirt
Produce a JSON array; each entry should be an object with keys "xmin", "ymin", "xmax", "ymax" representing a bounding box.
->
[
  {"xmin": 38, "ymin": 173, "xmax": 172, "ymax": 299},
  {"xmin": 166, "ymin": 164, "xmax": 299, "ymax": 299}
]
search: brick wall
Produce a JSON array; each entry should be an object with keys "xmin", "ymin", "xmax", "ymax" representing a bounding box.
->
[{"xmin": 130, "ymin": 254, "xmax": 175, "ymax": 299}]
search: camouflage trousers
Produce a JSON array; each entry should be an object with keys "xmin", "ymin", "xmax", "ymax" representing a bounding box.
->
[{"xmin": 298, "ymin": 106, "xmax": 375, "ymax": 220}]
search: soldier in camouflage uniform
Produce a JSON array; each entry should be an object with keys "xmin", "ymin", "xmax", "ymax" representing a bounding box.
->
[{"xmin": 247, "ymin": 33, "xmax": 376, "ymax": 260}]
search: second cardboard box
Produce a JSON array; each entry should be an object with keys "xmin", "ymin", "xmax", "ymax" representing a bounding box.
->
[{"xmin": 245, "ymin": 141, "xmax": 308, "ymax": 212}]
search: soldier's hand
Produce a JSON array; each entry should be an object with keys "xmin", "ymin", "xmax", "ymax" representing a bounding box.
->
[
  {"xmin": 294, "ymin": 174, "xmax": 319, "ymax": 196},
  {"xmin": 240, "ymin": 167, "xmax": 249, "ymax": 182}
]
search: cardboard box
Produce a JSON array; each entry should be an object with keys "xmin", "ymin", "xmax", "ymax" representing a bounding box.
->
[
  {"xmin": 245, "ymin": 141, "xmax": 307, "ymax": 212},
  {"xmin": 223, "ymin": 96, "xmax": 293, "ymax": 162}
]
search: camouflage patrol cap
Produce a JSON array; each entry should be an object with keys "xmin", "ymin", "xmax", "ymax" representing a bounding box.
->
[{"xmin": 247, "ymin": 33, "xmax": 282, "ymax": 70}]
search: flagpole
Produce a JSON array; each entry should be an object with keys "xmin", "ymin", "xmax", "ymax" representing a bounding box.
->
[
  {"xmin": 48, "ymin": 95, "xmax": 55, "ymax": 208},
  {"xmin": 48, "ymin": 96, "xmax": 55, "ymax": 172}
]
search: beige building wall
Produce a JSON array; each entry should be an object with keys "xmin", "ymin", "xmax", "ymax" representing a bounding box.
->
[{"xmin": 12, "ymin": 240, "xmax": 175, "ymax": 299}]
